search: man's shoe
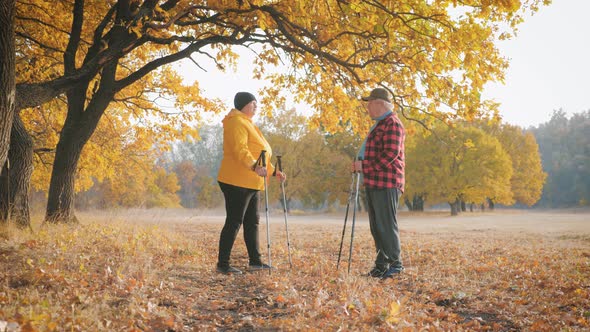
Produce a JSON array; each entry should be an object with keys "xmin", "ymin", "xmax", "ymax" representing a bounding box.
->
[
  {"xmin": 248, "ymin": 263, "xmax": 272, "ymax": 271},
  {"xmin": 381, "ymin": 266, "xmax": 404, "ymax": 279},
  {"xmin": 367, "ymin": 266, "xmax": 387, "ymax": 278},
  {"xmin": 216, "ymin": 265, "xmax": 243, "ymax": 275}
]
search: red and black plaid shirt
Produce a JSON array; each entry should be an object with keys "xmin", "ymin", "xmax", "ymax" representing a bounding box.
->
[{"xmin": 361, "ymin": 112, "xmax": 405, "ymax": 191}]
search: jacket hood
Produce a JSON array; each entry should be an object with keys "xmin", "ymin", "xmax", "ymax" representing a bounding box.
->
[{"xmin": 222, "ymin": 109, "xmax": 251, "ymax": 125}]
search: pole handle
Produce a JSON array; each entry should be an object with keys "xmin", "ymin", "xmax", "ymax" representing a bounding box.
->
[
  {"xmin": 257, "ymin": 150, "xmax": 267, "ymax": 167},
  {"xmin": 272, "ymin": 155, "xmax": 283, "ymax": 176}
]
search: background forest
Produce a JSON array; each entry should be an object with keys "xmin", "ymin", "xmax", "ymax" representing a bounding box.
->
[{"xmin": 37, "ymin": 108, "xmax": 590, "ymax": 214}]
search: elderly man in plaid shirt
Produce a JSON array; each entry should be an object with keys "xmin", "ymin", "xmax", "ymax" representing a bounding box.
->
[{"xmin": 353, "ymin": 87, "xmax": 405, "ymax": 279}]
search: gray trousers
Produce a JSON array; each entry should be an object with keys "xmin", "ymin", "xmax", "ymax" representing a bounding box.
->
[{"xmin": 365, "ymin": 187, "xmax": 403, "ymax": 269}]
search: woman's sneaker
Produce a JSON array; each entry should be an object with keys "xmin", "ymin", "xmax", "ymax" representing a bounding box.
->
[
  {"xmin": 216, "ymin": 265, "xmax": 243, "ymax": 275},
  {"xmin": 248, "ymin": 263, "xmax": 272, "ymax": 271}
]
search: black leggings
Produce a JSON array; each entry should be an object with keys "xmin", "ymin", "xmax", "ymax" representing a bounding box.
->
[{"xmin": 217, "ymin": 182, "xmax": 262, "ymax": 267}]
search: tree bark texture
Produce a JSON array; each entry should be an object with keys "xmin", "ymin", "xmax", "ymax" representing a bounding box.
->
[
  {"xmin": 404, "ymin": 194, "xmax": 425, "ymax": 211},
  {"xmin": 449, "ymin": 200, "xmax": 459, "ymax": 216},
  {"xmin": 487, "ymin": 198, "xmax": 495, "ymax": 210},
  {"xmin": 413, "ymin": 194, "xmax": 425, "ymax": 211},
  {"xmin": 0, "ymin": 114, "xmax": 33, "ymax": 227},
  {"xmin": 0, "ymin": 0, "xmax": 16, "ymax": 169},
  {"xmin": 404, "ymin": 197, "xmax": 412, "ymax": 211},
  {"xmin": 44, "ymin": 120, "xmax": 85, "ymax": 224},
  {"xmin": 45, "ymin": 80, "xmax": 113, "ymax": 223}
]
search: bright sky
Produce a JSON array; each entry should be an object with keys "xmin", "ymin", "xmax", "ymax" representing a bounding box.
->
[
  {"xmin": 181, "ymin": 1, "xmax": 590, "ymax": 128},
  {"xmin": 483, "ymin": 0, "xmax": 590, "ymax": 128}
]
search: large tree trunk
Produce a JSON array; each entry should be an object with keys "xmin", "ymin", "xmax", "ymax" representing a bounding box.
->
[
  {"xmin": 414, "ymin": 194, "xmax": 424, "ymax": 211},
  {"xmin": 45, "ymin": 79, "xmax": 113, "ymax": 223},
  {"xmin": 44, "ymin": 5, "xmax": 126, "ymax": 223},
  {"xmin": 404, "ymin": 194, "xmax": 425, "ymax": 211},
  {"xmin": 449, "ymin": 199, "xmax": 460, "ymax": 216},
  {"xmin": 0, "ymin": 0, "xmax": 16, "ymax": 170},
  {"xmin": 487, "ymin": 198, "xmax": 495, "ymax": 210},
  {"xmin": 404, "ymin": 197, "xmax": 413, "ymax": 211},
  {"xmin": 0, "ymin": 115, "xmax": 33, "ymax": 227},
  {"xmin": 44, "ymin": 120, "xmax": 86, "ymax": 223}
]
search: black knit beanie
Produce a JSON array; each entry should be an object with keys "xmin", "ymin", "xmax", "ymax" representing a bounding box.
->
[{"xmin": 234, "ymin": 92, "xmax": 257, "ymax": 111}]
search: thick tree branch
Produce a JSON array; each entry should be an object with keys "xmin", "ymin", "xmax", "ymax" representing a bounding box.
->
[
  {"xmin": 145, "ymin": 34, "xmax": 197, "ymax": 44},
  {"xmin": 160, "ymin": 0, "xmax": 180, "ymax": 11},
  {"xmin": 114, "ymin": 33, "xmax": 250, "ymax": 91},
  {"xmin": 145, "ymin": 5, "xmax": 201, "ymax": 30},
  {"xmin": 89, "ymin": 5, "xmax": 116, "ymax": 60},
  {"xmin": 64, "ymin": 0, "xmax": 84, "ymax": 74}
]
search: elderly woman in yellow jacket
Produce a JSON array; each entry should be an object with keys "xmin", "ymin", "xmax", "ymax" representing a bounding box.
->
[{"xmin": 216, "ymin": 92, "xmax": 286, "ymax": 275}]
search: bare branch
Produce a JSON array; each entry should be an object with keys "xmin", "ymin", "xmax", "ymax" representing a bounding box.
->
[
  {"xmin": 145, "ymin": 34, "xmax": 197, "ymax": 44},
  {"xmin": 16, "ymin": 31, "xmax": 62, "ymax": 53},
  {"xmin": 15, "ymin": 15, "xmax": 73, "ymax": 38},
  {"xmin": 188, "ymin": 55, "xmax": 207, "ymax": 72}
]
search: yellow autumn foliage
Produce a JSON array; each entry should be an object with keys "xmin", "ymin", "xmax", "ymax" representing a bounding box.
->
[
  {"xmin": 406, "ymin": 124, "xmax": 514, "ymax": 207},
  {"xmin": 14, "ymin": 0, "xmax": 547, "ymax": 205}
]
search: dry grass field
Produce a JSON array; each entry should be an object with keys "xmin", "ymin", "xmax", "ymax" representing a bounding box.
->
[{"xmin": 1, "ymin": 209, "xmax": 589, "ymax": 331}]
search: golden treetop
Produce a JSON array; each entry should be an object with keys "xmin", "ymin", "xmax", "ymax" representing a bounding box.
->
[
  {"xmin": 15, "ymin": 0, "xmax": 548, "ymax": 192},
  {"xmin": 16, "ymin": 0, "xmax": 548, "ymax": 131}
]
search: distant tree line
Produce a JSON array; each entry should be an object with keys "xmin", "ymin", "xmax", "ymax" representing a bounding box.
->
[
  {"xmin": 532, "ymin": 110, "xmax": 590, "ymax": 208},
  {"xmin": 404, "ymin": 120, "xmax": 546, "ymax": 215},
  {"xmin": 70, "ymin": 109, "xmax": 589, "ymax": 214},
  {"xmin": 131, "ymin": 109, "xmax": 554, "ymax": 216},
  {"xmin": 157, "ymin": 109, "xmax": 356, "ymax": 212},
  {"xmin": 14, "ymin": 107, "xmax": 589, "ymax": 216},
  {"xmin": 159, "ymin": 125, "xmax": 224, "ymax": 210}
]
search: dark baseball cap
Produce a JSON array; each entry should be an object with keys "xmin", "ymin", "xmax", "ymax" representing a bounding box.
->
[{"xmin": 361, "ymin": 88, "xmax": 391, "ymax": 102}]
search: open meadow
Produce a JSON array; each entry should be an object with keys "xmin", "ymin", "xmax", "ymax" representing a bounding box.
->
[{"xmin": 1, "ymin": 209, "xmax": 589, "ymax": 331}]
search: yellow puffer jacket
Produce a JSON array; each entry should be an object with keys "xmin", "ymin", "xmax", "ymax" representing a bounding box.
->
[{"xmin": 217, "ymin": 109, "xmax": 274, "ymax": 190}]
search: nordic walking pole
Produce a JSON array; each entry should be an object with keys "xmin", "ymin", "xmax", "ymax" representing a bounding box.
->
[
  {"xmin": 273, "ymin": 155, "xmax": 292, "ymax": 268},
  {"xmin": 258, "ymin": 150, "xmax": 272, "ymax": 275},
  {"xmin": 337, "ymin": 170, "xmax": 356, "ymax": 270},
  {"xmin": 347, "ymin": 157, "xmax": 362, "ymax": 274}
]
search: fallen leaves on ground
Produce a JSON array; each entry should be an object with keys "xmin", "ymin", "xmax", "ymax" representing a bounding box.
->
[{"xmin": 0, "ymin": 215, "xmax": 589, "ymax": 331}]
